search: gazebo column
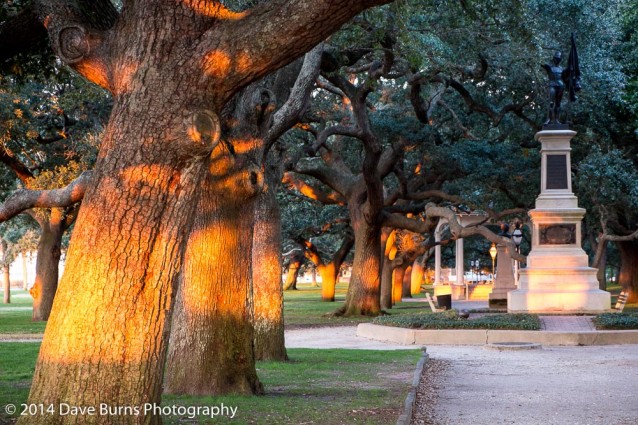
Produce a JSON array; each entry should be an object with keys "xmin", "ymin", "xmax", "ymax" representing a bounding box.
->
[
  {"xmin": 455, "ymin": 238, "xmax": 464, "ymax": 288},
  {"xmin": 434, "ymin": 229, "xmax": 442, "ymax": 286}
]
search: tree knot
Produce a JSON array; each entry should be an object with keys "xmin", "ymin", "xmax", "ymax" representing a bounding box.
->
[
  {"xmin": 56, "ymin": 25, "xmax": 90, "ymax": 64},
  {"xmin": 186, "ymin": 110, "xmax": 221, "ymax": 157}
]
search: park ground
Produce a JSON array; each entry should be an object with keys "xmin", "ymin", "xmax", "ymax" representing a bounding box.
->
[{"xmin": 0, "ymin": 283, "xmax": 636, "ymax": 424}]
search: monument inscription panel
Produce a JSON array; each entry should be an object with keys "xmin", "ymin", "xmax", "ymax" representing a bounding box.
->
[
  {"xmin": 539, "ymin": 224, "xmax": 576, "ymax": 245},
  {"xmin": 546, "ymin": 154, "xmax": 568, "ymax": 189}
]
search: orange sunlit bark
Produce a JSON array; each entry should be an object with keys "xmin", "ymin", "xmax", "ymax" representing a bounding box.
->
[
  {"xmin": 183, "ymin": 1, "xmax": 247, "ymax": 20},
  {"xmin": 319, "ymin": 264, "xmax": 337, "ymax": 302},
  {"xmin": 203, "ymin": 50, "xmax": 232, "ymax": 78},
  {"xmin": 392, "ymin": 268, "xmax": 403, "ymax": 304},
  {"xmin": 251, "ymin": 188, "xmax": 284, "ymax": 350}
]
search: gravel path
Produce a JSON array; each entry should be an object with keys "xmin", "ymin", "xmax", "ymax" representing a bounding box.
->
[{"xmin": 412, "ymin": 345, "xmax": 638, "ymax": 425}]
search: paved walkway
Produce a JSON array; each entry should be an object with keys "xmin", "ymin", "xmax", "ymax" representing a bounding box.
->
[
  {"xmin": 539, "ymin": 315, "xmax": 596, "ymax": 331},
  {"xmin": 413, "ymin": 345, "xmax": 638, "ymax": 425},
  {"xmin": 284, "ymin": 326, "xmax": 638, "ymax": 425},
  {"xmin": 285, "ymin": 326, "xmax": 417, "ymax": 350}
]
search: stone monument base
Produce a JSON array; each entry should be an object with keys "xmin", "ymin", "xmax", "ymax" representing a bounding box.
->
[
  {"xmin": 508, "ymin": 285, "xmax": 611, "ymax": 314},
  {"xmin": 508, "ymin": 217, "xmax": 611, "ymax": 313}
]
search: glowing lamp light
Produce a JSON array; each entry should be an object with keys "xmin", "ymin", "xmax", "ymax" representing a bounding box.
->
[
  {"xmin": 489, "ymin": 243, "xmax": 497, "ymax": 279},
  {"xmin": 489, "ymin": 243, "xmax": 497, "ymax": 261}
]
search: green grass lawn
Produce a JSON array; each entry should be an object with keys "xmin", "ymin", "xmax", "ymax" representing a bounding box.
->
[
  {"xmin": 0, "ymin": 284, "xmax": 435, "ymax": 334},
  {"xmin": 0, "ymin": 343, "xmax": 422, "ymax": 425},
  {"xmin": 0, "ymin": 291, "xmax": 32, "ymax": 308},
  {"xmin": 0, "ymin": 291, "xmax": 46, "ymax": 335},
  {"xmin": 283, "ymin": 282, "xmax": 433, "ymax": 328}
]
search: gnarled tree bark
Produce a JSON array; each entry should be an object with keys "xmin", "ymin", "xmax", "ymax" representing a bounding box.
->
[{"xmin": 7, "ymin": 1, "xmax": 392, "ymax": 421}]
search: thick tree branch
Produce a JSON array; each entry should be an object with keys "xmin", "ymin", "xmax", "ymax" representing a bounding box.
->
[
  {"xmin": 293, "ymin": 158, "xmax": 354, "ymax": 197},
  {"xmin": 325, "ymin": 73, "xmax": 384, "ymax": 219},
  {"xmin": 35, "ymin": 0, "xmax": 119, "ymax": 90},
  {"xmin": 301, "ymin": 232, "xmax": 353, "ymax": 270},
  {"xmin": 310, "ymin": 125, "xmax": 363, "ymax": 154},
  {"xmin": 0, "ymin": 171, "xmax": 92, "ymax": 223},
  {"xmin": 424, "ymin": 204, "xmax": 525, "ymax": 262},
  {"xmin": 199, "ymin": 0, "xmax": 392, "ymax": 107},
  {"xmin": 447, "ymin": 78, "xmax": 533, "ymax": 128},
  {"xmin": 282, "ymin": 172, "xmax": 346, "ymax": 205},
  {"xmin": 407, "ymin": 190, "xmax": 464, "ymax": 204},
  {"xmin": 332, "ymin": 231, "xmax": 354, "ymax": 266},
  {"xmin": 381, "ymin": 204, "xmax": 526, "ymax": 263},
  {"xmin": 377, "ymin": 141, "xmax": 406, "ymax": 179},
  {"xmin": 0, "ymin": 149, "xmax": 35, "ymax": 183},
  {"xmin": 437, "ymin": 98, "xmax": 479, "ymax": 139},
  {"xmin": 265, "ymin": 44, "xmax": 323, "ymax": 150}
]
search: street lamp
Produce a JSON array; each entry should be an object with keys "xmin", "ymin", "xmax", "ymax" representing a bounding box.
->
[
  {"xmin": 512, "ymin": 226, "xmax": 523, "ymax": 251},
  {"xmin": 512, "ymin": 223, "xmax": 523, "ymax": 287},
  {"xmin": 468, "ymin": 260, "xmax": 475, "ymax": 300},
  {"xmin": 489, "ymin": 243, "xmax": 497, "ymax": 282}
]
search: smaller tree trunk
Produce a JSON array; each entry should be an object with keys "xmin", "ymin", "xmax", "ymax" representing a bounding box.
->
[
  {"xmin": 380, "ymin": 228, "xmax": 396, "ymax": 310},
  {"xmin": 392, "ymin": 265, "xmax": 405, "ymax": 305},
  {"xmin": 303, "ymin": 235, "xmax": 353, "ymax": 302},
  {"xmin": 592, "ymin": 236, "xmax": 608, "ymax": 291},
  {"xmin": 317, "ymin": 263, "xmax": 337, "ymax": 301},
  {"xmin": 617, "ymin": 240, "xmax": 638, "ymax": 303},
  {"xmin": 283, "ymin": 256, "xmax": 302, "ymax": 290},
  {"xmin": 30, "ymin": 212, "xmax": 64, "ymax": 321},
  {"xmin": 411, "ymin": 257, "xmax": 425, "ymax": 295},
  {"xmin": 402, "ymin": 265, "xmax": 412, "ymax": 298},
  {"xmin": 164, "ymin": 183, "xmax": 263, "ymax": 396},
  {"xmin": 338, "ymin": 218, "xmax": 382, "ymax": 316},
  {"xmin": 597, "ymin": 244, "xmax": 608, "ymax": 291},
  {"xmin": 1, "ymin": 240, "xmax": 9, "ymax": 304},
  {"xmin": 252, "ymin": 183, "xmax": 287, "ymax": 361},
  {"xmin": 21, "ymin": 251, "xmax": 29, "ymax": 290},
  {"xmin": 380, "ymin": 256, "xmax": 394, "ymax": 310}
]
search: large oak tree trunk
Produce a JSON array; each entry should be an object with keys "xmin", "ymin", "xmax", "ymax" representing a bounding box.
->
[
  {"xmin": 30, "ymin": 211, "xmax": 64, "ymax": 321},
  {"xmin": 164, "ymin": 167, "xmax": 263, "ymax": 395},
  {"xmin": 252, "ymin": 179, "xmax": 287, "ymax": 361},
  {"xmin": 617, "ymin": 240, "xmax": 638, "ymax": 303},
  {"xmin": 16, "ymin": 0, "xmax": 392, "ymax": 421},
  {"xmin": 21, "ymin": 88, "xmax": 206, "ymax": 425},
  {"xmin": 165, "ymin": 83, "xmax": 272, "ymax": 392},
  {"xmin": 338, "ymin": 217, "xmax": 381, "ymax": 316}
]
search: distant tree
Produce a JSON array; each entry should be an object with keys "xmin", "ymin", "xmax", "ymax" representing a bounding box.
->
[{"xmin": 0, "ymin": 76, "xmax": 104, "ymax": 320}]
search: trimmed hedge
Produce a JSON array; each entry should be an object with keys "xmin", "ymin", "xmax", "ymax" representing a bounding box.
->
[
  {"xmin": 373, "ymin": 310, "xmax": 541, "ymax": 330},
  {"xmin": 593, "ymin": 313, "xmax": 638, "ymax": 330}
]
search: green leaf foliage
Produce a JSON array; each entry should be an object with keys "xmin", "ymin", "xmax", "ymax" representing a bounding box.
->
[
  {"xmin": 373, "ymin": 310, "xmax": 541, "ymax": 330},
  {"xmin": 593, "ymin": 313, "xmax": 638, "ymax": 329}
]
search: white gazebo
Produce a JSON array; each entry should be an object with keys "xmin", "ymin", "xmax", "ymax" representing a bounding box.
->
[{"xmin": 433, "ymin": 210, "xmax": 491, "ymax": 299}]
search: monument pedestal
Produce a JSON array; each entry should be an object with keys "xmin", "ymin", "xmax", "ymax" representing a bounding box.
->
[
  {"xmin": 489, "ymin": 245, "xmax": 516, "ymax": 308},
  {"xmin": 508, "ymin": 130, "xmax": 610, "ymax": 313}
]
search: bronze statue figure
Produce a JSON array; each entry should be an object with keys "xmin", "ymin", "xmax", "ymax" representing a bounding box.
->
[{"xmin": 541, "ymin": 33, "xmax": 581, "ymax": 128}]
